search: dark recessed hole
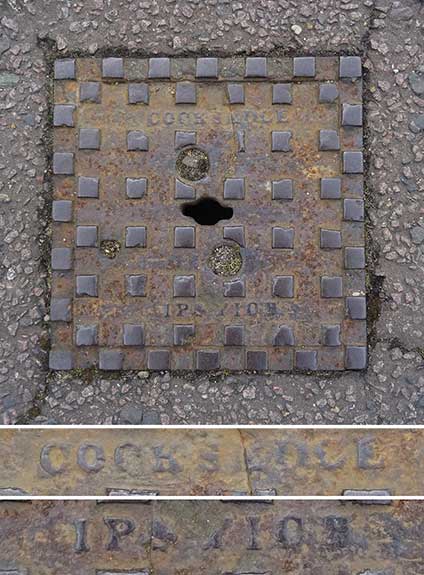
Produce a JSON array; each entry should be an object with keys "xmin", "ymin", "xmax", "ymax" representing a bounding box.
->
[{"xmin": 181, "ymin": 197, "xmax": 234, "ymax": 226}]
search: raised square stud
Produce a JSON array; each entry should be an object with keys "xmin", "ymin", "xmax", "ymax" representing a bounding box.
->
[
  {"xmin": 76, "ymin": 226, "xmax": 98, "ymax": 247},
  {"xmin": 344, "ymin": 198, "xmax": 364, "ymax": 221},
  {"xmin": 51, "ymin": 247, "xmax": 72, "ymax": 270},
  {"xmin": 126, "ymin": 227, "xmax": 146, "ymax": 248},
  {"xmin": 176, "ymin": 82, "xmax": 196, "ymax": 104},
  {"xmin": 343, "ymin": 151, "xmax": 363, "ymax": 173},
  {"xmin": 224, "ymin": 178, "xmax": 244, "ymax": 199},
  {"xmin": 174, "ymin": 226, "xmax": 195, "ymax": 248},
  {"xmin": 320, "ymin": 177, "xmax": 341, "ymax": 199},
  {"xmin": 322, "ymin": 325, "xmax": 341, "ymax": 347},
  {"xmin": 293, "ymin": 56, "xmax": 316, "ymax": 77},
  {"xmin": 78, "ymin": 176, "xmax": 99, "ymax": 198},
  {"xmin": 345, "ymin": 346, "xmax": 367, "ymax": 369},
  {"xmin": 175, "ymin": 131, "xmax": 196, "ymax": 148},
  {"xmin": 346, "ymin": 296, "xmax": 366, "ymax": 319},
  {"xmin": 272, "ymin": 179, "xmax": 293, "ymax": 200},
  {"xmin": 245, "ymin": 57, "xmax": 267, "ymax": 77},
  {"xmin": 53, "ymin": 152, "xmax": 74, "ymax": 175},
  {"xmin": 272, "ymin": 84, "xmax": 292, "ymax": 104},
  {"xmin": 246, "ymin": 350, "xmax": 267, "ymax": 371},
  {"xmin": 223, "ymin": 278, "xmax": 245, "ymax": 297},
  {"xmin": 123, "ymin": 324, "xmax": 145, "ymax": 346},
  {"xmin": 227, "ymin": 84, "xmax": 244, "ymax": 104},
  {"xmin": 345, "ymin": 246, "xmax": 365, "ymax": 269},
  {"xmin": 175, "ymin": 179, "xmax": 195, "ymax": 199},
  {"xmin": 50, "ymin": 298, "xmax": 72, "ymax": 322},
  {"xmin": 196, "ymin": 57, "xmax": 218, "ymax": 78},
  {"xmin": 127, "ymin": 131, "xmax": 149, "ymax": 151},
  {"xmin": 321, "ymin": 276, "xmax": 343, "ymax": 298},
  {"xmin": 148, "ymin": 57, "xmax": 170, "ymax": 78},
  {"xmin": 272, "ymin": 131, "xmax": 292, "ymax": 152},
  {"xmin": 320, "ymin": 229, "xmax": 342, "ymax": 249},
  {"xmin": 80, "ymin": 82, "xmax": 101, "ymax": 103},
  {"xmin": 319, "ymin": 130, "xmax": 340, "ymax": 151},
  {"xmin": 272, "ymin": 227, "xmax": 294, "ymax": 249},
  {"xmin": 49, "ymin": 350, "xmax": 73, "ymax": 370},
  {"xmin": 128, "ymin": 83, "xmax": 149, "ymax": 104},
  {"xmin": 274, "ymin": 325, "xmax": 295, "ymax": 346},
  {"xmin": 319, "ymin": 83, "xmax": 339, "ymax": 103},
  {"xmin": 272, "ymin": 276, "xmax": 294, "ymax": 298},
  {"xmin": 127, "ymin": 275, "xmax": 147, "ymax": 297},
  {"xmin": 339, "ymin": 56, "xmax": 362, "ymax": 78},
  {"xmin": 75, "ymin": 325, "xmax": 97, "ymax": 346},
  {"xmin": 76, "ymin": 275, "xmax": 98, "ymax": 297},
  {"xmin": 148, "ymin": 350, "xmax": 170, "ymax": 370},
  {"xmin": 342, "ymin": 104, "xmax": 363, "ymax": 126},
  {"xmin": 54, "ymin": 59, "xmax": 75, "ymax": 79},
  {"xmin": 174, "ymin": 275, "xmax": 196, "ymax": 297},
  {"xmin": 223, "ymin": 226, "xmax": 245, "ymax": 247},
  {"xmin": 174, "ymin": 324, "xmax": 195, "ymax": 346},
  {"xmin": 196, "ymin": 350, "xmax": 220, "ymax": 370},
  {"xmin": 52, "ymin": 200, "xmax": 72, "ymax": 222},
  {"xmin": 99, "ymin": 350, "xmax": 123, "ymax": 371},
  {"xmin": 53, "ymin": 105, "xmax": 75, "ymax": 127},
  {"xmin": 102, "ymin": 57, "xmax": 124, "ymax": 78},
  {"xmin": 295, "ymin": 350, "xmax": 318, "ymax": 370},
  {"xmin": 224, "ymin": 325, "xmax": 244, "ymax": 346},
  {"xmin": 126, "ymin": 178, "xmax": 147, "ymax": 199},
  {"xmin": 79, "ymin": 128, "xmax": 100, "ymax": 150}
]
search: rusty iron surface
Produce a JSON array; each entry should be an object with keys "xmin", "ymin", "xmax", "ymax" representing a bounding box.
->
[
  {"xmin": 0, "ymin": 500, "xmax": 422, "ymax": 574},
  {"xmin": 0, "ymin": 428, "xmax": 422, "ymax": 496},
  {"xmin": 51, "ymin": 56, "xmax": 365, "ymax": 372}
]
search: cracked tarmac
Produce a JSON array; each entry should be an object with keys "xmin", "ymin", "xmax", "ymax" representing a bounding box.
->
[{"xmin": 0, "ymin": 0, "xmax": 423, "ymax": 424}]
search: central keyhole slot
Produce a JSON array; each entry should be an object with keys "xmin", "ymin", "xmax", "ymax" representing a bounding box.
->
[{"xmin": 181, "ymin": 197, "xmax": 234, "ymax": 226}]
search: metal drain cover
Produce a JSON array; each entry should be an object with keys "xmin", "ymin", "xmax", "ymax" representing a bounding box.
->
[{"xmin": 50, "ymin": 56, "xmax": 366, "ymax": 371}]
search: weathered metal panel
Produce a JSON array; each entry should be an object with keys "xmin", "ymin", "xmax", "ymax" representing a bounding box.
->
[
  {"xmin": 0, "ymin": 501, "xmax": 423, "ymax": 574},
  {"xmin": 0, "ymin": 429, "xmax": 422, "ymax": 496},
  {"xmin": 50, "ymin": 55, "xmax": 365, "ymax": 372}
]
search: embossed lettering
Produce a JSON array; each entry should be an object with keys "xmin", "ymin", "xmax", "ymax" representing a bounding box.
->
[
  {"xmin": 77, "ymin": 443, "xmax": 105, "ymax": 473},
  {"xmin": 324, "ymin": 516, "xmax": 349, "ymax": 548},
  {"xmin": 40, "ymin": 443, "xmax": 69, "ymax": 476},
  {"xmin": 246, "ymin": 516, "xmax": 261, "ymax": 550},
  {"xmin": 73, "ymin": 518, "xmax": 90, "ymax": 553},
  {"xmin": 277, "ymin": 516, "xmax": 303, "ymax": 547},
  {"xmin": 276, "ymin": 440, "xmax": 309, "ymax": 468},
  {"xmin": 104, "ymin": 517, "xmax": 135, "ymax": 551},
  {"xmin": 152, "ymin": 445, "xmax": 181, "ymax": 474},
  {"xmin": 203, "ymin": 518, "xmax": 232, "ymax": 549},
  {"xmin": 314, "ymin": 441, "xmax": 346, "ymax": 470},
  {"xmin": 357, "ymin": 436, "xmax": 385, "ymax": 469}
]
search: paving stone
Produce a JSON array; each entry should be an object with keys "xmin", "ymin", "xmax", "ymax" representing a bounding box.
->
[
  {"xmin": 293, "ymin": 56, "xmax": 316, "ymax": 77},
  {"xmin": 80, "ymin": 82, "xmax": 101, "ymax": 103},
  {"xmin": 126, "ymin": 178, "xmax": 147, "ymax": 199},
  {"xmin": 76, "ymin": 275, "xmax": 98, "ymax": 297},
  {"xmin": 49, "ymin": 350, "xmax": 73, "ymax": 370},
  {"xmin": 320, "ymin": 229, "xmax": 342, "ymax": 249},
  {"xmin": 78, "ymin": 176, "xmax": 99, "ymax": 198},
  {"xmin": 342, "ymin": 103, "xmax": 363, "ymax": 126},
  {"xmin": 320, "ymin": 177, "xmax": 341, "ymax": 199},
  {"xmin": 196, "ymin": 57, "xmax": 218, "ymax": 78},
  {"xmin": 99, "ymin": 350, "xmax": 123, "ymax": 370},
  {"xmin": 274, "ymin": 325, "xmax": 295, "ymax": 346},
  {"xmin": 53, "ymin": 104, "xmax": 75, "ymax": 127},
  {"xmin": 50, "ymin": 298, "xmax": 72, "ymax": 322},
  {"xmin": 345, "ymin": 246, "xmax": 365, "ymax": 269},
  {"xmin": 54, "ymin": 58, "xmax": 75, "ymax": 79},
  {"xmin": 345, "ymin": 346, "xmax": 367, "ymax": 369},
  {"xmin": 319, "ymin": 83, "xmax": 339, "ymax": 103},
  {"xmin": 321, "ymin": 276, "xmax": 343, "ymax": 298},
  {"xmin": 128, "ymin": 83, "xmax": 149, "ymax": 104},
  {"xmin": 224, "ymin": 325, "xmax": 244, "ymax": 346},
  {"xmin": 343, "ymin": 151, "xmax": 364, "ymax": 173},
  {"xmin": 127, "ymin": 131, "xmax": 149, "ymax": 151},
  {"xmin": 123, "ymin": 324, "xmax": 145, "ymax": 346},
  {"xmin": 51, "ymin": 247, "xmax": 72, "ymax": 270},
  {"xmin": 227, "ymin": 83, "xmax": 244, "ymax": 104},
  {"xmin": 271, "ymin": 131, "xmax": 292, "ymax": 152},
  {"xmin": 272, "ymin": 227, "xmax": 294, "ymax": 249},
  {"xmin": 295, "ymin": 350, "xmax": 318, "ymax": 370},
  {"xmin": 196, "ymin": 350, "xmax": 220, "ymax": 370},
  {"xmin": 53, "ymin": 152, "xmax": 74, "ymax": 175},
  {"xmin": 79, "ymin": 128, "xmax": 100, "ymax": 150},
  {"xmin": 52, "ymin": 200, "xmax": 72, "ymax": 222},
  {"xmin": 346, "ymin": 296, "xmax": 366, "ymax": 320},
  {"xmin": 319, "ymin": 129, "xmax": 340, "ymax": 151},
  {"xmin": 272, "ymin": 276, "xmax": 294, "ymax": 298},
  {"xmin": 76, "ymin": 226, "xmax": 98, "ymax": 247},
  {"xmin": 245, "ymin": 57, "xmax": 267, "ymax": 77},
  {"xmin": 102, "ymin": 57, "xmax": 124, "ymax": 78},
  {"xmin": 272, "ymin": 84, "xmax": 292, "ymax": 104},
  {"xmin": 148, "ymin": 350, "xmax": 170, "ymax": 370},
  {"xmin": 148, "ymin": 57, "xmax": 170, "ymax": 78},
  {"xmin": 75, "ymin": 325, "xmax": 97, "ymax": 346},
  {"xmin": 126, "ymin": 227, "xmax": 147, "ymax": 248},
  {"xmin": 173, "ymin": 324, "xmax": 195, "ymax": 346},
  {"xmin": 175, "ymin": 82, "xmax": 196, "ymax": 104},
  {"xmin": 322, "ymin": 325, "xmax": 341, "ymax": 346},
  {"xmin": 127, "ymin": 275, "xmax": 147, "ymax": 297},
  {"xmin": 272, "ymin": 179, "xmax": 293, "ymax": 200},
  {"xmin": 339, "ymin": 56, "xmax": 362, "ymax": 78}
]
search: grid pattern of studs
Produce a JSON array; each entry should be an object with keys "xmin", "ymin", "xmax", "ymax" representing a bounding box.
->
[{"xmin": 50, "ymin": 55, "xmax": 366, "ymax": 371}]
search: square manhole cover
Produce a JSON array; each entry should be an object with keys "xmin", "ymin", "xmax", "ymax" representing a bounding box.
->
[{"xmin": 50, "ymin": 55, "xmax": 366, "ymax": 372}]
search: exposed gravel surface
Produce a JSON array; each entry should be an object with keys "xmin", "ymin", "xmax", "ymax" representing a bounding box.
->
[{"xmin": 0, "ymin": 0, "xmax": 423, "ymax": 424}]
